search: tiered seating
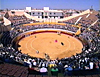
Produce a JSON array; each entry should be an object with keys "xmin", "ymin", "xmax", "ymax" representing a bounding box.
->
[
  {"xmin": 79, "ymin": 11, "xmax": 98, "ymax": 27},
  {"xmin": 10, "ymin": 24, "xmax": 79, "ymax": 39},
  {"xmin": 1, "ymin": 31, "xmax": 12, "ymax": 47},
  {"xmin": 0, "ymin": 9, "xmax": 99, "ymax": 77},
  {"xmin": 64, "ymin": 14, "xmax": 88, "ymax": 24},
  {"xmin": 8, "ymin": 15, "xmax": 35, "ymax": 27},
  {"xmin": 0, "ymin": 63, "xmax": 28, "ymax": 77},
  {"xmin": 63, "ymin": 10, "xmax": 98, "ymax": 29}
]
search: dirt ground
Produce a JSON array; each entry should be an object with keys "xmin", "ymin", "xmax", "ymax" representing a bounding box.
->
[{"xmin": 18, "ymin": 33, "xmax": 83, "ymax": 60}]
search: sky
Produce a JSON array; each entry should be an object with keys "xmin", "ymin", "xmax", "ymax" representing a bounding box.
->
[{"xmin": 0, "ymin": 0, "xmax": 99, "ymax": 10}]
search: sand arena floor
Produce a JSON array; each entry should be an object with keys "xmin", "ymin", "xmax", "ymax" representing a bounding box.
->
[{"xmin": 18, "ymin": 32, "xmax": 83, "ymax": 60}]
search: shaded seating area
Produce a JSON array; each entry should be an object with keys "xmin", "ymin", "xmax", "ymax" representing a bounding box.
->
[{"xmin": 0, "ymin": 31, "xmax": 12, "ymax": 47}]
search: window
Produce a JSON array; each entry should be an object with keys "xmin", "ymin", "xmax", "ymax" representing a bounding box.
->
[
  {"xmin": 33, "ymin": 13, "xmax": 34, "ymax": 14},
  {"xmin": 54, "ymin": 13, "xmax": 56, "ymax": 14},
  {"xmin": 38, "ymin": 12, "xmax": 40, "ymax": 14},
  {"xmin": 29, "ymin": 12, "xmax": 31, "ymax": 15},
  {"xmin": 60, "ymin": 16, "xmax": 64, "ymax": 18},
  {"xmin": 42, "ymin": 16, "xmax": 44, "ymax": 18},
  {"xmin": 50, "ymin": 13, "xmax": 52, "ymax": 14},
  {"xmin": 45, "ymin": 12, "xmax": 47, "ymax": 15},
  {"xmin": 45, "ymin": 16, "xmax": 48, "ymax": 18},
  {"xmin": 11, "ymin": 11, "xmax": 15, "ymax": 14},
  {"xmin": 42, "ymin": 12, "xmax": 43, "ymax": 15}
]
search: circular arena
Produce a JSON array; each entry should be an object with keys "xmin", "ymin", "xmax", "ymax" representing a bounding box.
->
[{"xmin": 18, "ymin": 30, "xmax": 83, "ymax": 60}]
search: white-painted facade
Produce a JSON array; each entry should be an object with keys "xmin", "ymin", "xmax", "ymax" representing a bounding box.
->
[{"xmin": 25, "ymin": 7, "xmax": 64, "ymax": 20}]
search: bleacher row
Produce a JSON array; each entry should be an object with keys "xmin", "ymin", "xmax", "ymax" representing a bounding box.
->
[
  {"xmin": 64, "ymin": 10, "xmax": 99, "ymax": 27},
  {"xmin": 9, "ymin": 24, "xmax": 78, "ymax": 39},
  {"xmin": 1, "ymin": 31, "xmax": 12, "ymax": 47},
  {"xmin": 8, "ymin": 15, "xmax": 35, "ymax": 27}
]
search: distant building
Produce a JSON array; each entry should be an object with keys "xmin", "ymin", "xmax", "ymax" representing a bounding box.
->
[{"xmin": 25, "ymin": 7, "xmax": 64, "ymax": 20}]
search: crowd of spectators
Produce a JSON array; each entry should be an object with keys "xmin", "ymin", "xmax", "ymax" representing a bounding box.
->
[
  {"xmin": 0, "ymin": 10, "xmax": 100, "ymax": 76},
  {"xmin": 8, "ymin": 15, "xmax": 35, "ymax": 27},
  {"xmin": 9, "ymin": 24, "xmax": 78, "ymax": 39}
]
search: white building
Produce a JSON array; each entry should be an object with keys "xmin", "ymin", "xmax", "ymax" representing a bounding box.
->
[{"xmin": 25, "ymin": 7, "xmax": 64, "ymax": 20}]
